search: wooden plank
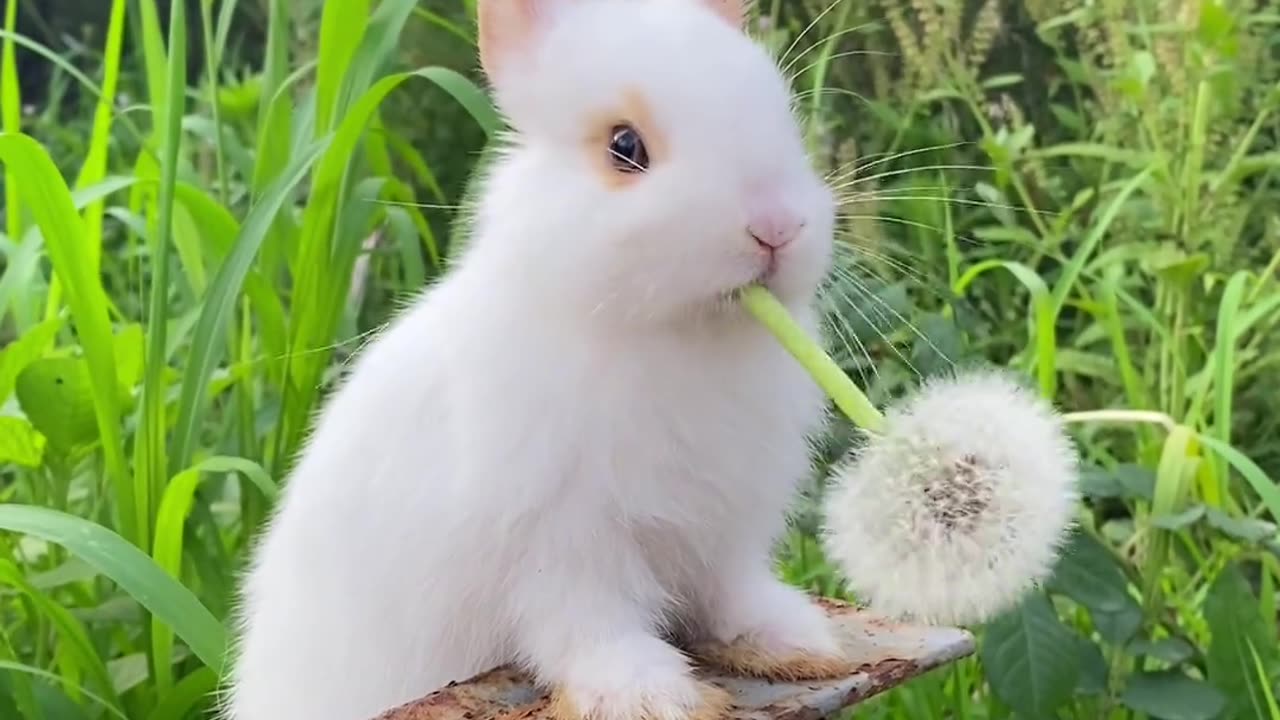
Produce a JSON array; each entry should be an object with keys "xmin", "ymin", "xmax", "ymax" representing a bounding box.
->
[{"xmin": 373, "ymin": 599, "xmax": 975, "ymax": 719}]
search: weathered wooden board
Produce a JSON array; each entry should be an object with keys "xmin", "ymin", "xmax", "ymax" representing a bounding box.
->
[{"xmin": 373, "ymin": 599, "xmax": 975, "ymax": 719}]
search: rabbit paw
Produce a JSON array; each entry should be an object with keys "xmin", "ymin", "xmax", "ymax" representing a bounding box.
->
[
  {"xmin": 691, "ymin": 637, "xmax": 852, "ymax": 682},
  {"xmin": 694, "ymin": 572, "xmax": 852, "ymax": 681},
  {"xmin": 549, "ymin": 678, "xmax": 731, "ymax": 720},
  {"xmin": 547, "ymin": 633, "xmax": 732, "ymax": 720}
]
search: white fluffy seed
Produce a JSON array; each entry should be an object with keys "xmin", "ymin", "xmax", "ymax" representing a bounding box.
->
[{"xmin": 821, "ymin": 370, "xmax": 1080, "ymax": 626}]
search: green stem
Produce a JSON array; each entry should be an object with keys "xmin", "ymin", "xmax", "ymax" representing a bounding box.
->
[
  {"xmin": 739, "ymin": 285, "xmax": 885, "ymax": 433},
  {"xmin": 802, "ymin": 0, "xmax": 854, "ymax": 156},
  {"xmin": 1061, "ymin": 409, "xmax": 1177, "ymax": 431}
]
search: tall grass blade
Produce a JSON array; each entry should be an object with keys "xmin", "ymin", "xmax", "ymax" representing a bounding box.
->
[
  {"xmin": 137, "ymin": 0, "xmax": 189, "ymax": 545},
  {"xmin": 150, "ymin": 457, "xmax": 275, "ymax": 691},
  {"xmin": 257, "ymin": 0, "xmax": 289, "ymax": 136},
  {"xmin": 279, "ymin": 67, "xmax": 497, "ymax": 464},
  {"xmin": 0, "ymin": 505, "xmax": 226, "ymax": 673},
  {"xmin": 1210, "ymin": 272, "xmax": 1248, "ymax": 494},
  {"xmin": 134, "ymin": 0, "xmax": 169, "ymax": 125},
  {"xmin": 169, "ymin": 139, "xmax": 332, "ymax": 472},
  {"xmin": 145, "ymin": 667, "xmax": 218, "ymax": 720},
  {"xmin": 199, "ymin": 0, "xmax": 230, "ymax": 204},
  {"xmin": 1196, "ymin": 434, "xmax": 1280, "ymax": 524},
  {"xmin": 0, "ymin": 636, "xmax": 43, "ymax": 720},
  {"xmin": 0, "ymin": 134, "xmax": 132, "ymax": 543},
  {"xmin": 0, "ymin": 561, "xmax": 120, "ymax": 710},
  {"xmin": 1, "ymin": 0, "xmax": 22, "ymax": 247},
  {"xmin": 315, "ymin": 0, "xmax": 371, "ymax": 134},
  {"xmin": 0, "ymin": 660, "xmax": 127, "ymax": 720},
  {"xmin": 954, "ymin": 260, "xmax": 1056, "ymax": 397},
  {"xmin": 44, "ymin": 0, "xmax": 129, "ymax": 321},
  {"xmin": 76, "ymin": 0, "xmax": 128, "ymax": 272},
  {"xmin": 1050, "ymin": 168, "xmax": 1153, "ymax": 315}
]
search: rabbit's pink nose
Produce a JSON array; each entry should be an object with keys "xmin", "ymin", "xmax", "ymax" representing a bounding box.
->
[{"xmin": 748, "ymin": 206, "xmax": 805, "ymax": 250}]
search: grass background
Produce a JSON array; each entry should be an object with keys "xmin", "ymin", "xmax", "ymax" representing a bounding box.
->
[{"xmin": 0, "ymin": 0, "xmax": 1279, "ymax": 718}]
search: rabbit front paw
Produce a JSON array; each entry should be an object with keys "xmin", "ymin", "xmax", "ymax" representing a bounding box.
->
[
  {"xmin": 692, "ymin": 571, "xmax": 852, "ymax": 682},
  {"xmin": 548, "ymin": 634, "xmax": 731, "ymax": 720}
]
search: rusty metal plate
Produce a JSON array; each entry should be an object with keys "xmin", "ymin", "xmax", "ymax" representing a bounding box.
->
[{"xmin": 374, "ymin": 599, "xmax": 975, "ymax": 720}]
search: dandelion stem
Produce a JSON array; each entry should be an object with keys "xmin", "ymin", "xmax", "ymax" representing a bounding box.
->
[
  {"xmin": 1061, "ymin": 410, "xmax": 1178, "ymax": 432},
  {"xmin": 739, "ymin": 285, "xmax": 886, "ymax": 433}
]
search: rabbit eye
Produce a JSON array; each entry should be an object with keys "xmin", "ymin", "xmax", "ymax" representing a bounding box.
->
[{"xmin": 608, "ymin": 125, "xmax": 649, "ymax": 173}]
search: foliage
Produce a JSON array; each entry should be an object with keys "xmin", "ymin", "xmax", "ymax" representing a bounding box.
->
[{"xmin": 0, "ymin": 0, "xmax": 1278, "ymax": 719}]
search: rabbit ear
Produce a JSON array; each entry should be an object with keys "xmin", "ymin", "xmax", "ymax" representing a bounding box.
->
[
  {"xmin": 477, "ymin": 0, "xmax": 566, "ymax": 82},
  {"xmin": 696, "ymin": 0, "xmax": 748, "ymax": 28}
]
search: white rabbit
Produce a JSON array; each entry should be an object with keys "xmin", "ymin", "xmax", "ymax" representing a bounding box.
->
[{"xmin": 224, "ymin": 1, "xmax": 848, "ymax": 718}]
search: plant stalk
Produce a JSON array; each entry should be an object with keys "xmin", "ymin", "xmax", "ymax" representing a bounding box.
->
[{"xmin": 739, "ymin": 285, "xmax": 885, "ymax": 434}]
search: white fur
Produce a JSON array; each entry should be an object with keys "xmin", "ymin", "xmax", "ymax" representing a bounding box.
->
[{"xmin": 225, "ymin": 2, "xmax": 838, "ymax": 719}]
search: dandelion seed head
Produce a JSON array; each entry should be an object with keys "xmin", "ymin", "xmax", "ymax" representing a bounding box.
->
[{"xmin": 822, "ymin": 370, "xmax": 1079, "ymax": 626}]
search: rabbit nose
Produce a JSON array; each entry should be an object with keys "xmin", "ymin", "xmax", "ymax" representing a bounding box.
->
[{"xmin": 748, "ymin": 206, "xmax": 805, "ymax": 250}]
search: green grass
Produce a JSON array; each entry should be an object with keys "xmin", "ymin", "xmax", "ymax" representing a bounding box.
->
[{"xmin": 0, "ymin": 0, "xmax": 1278, "ymax": 718}]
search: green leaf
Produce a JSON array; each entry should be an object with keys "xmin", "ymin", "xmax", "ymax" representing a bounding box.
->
[
  {"xmin": 414, "ymin": 66, "xmax": 502, "ymax": 138},
  {"xmin": 1197, "ymin": 0, "xmax": 1235, "ymax": 47},
  {"xmin": 135, "ymin": 0, "xmax": 168, "ymax": 119},
  {"xmin": 1205, "ymin": 563, "xmax": 1277, "ymax": 719},
  {"xmin": 250, "ymin": 63, "xmax": 304, "ymax": 195},
  {"xmin": 0, "ymin": 316, "xmax": 62, "ymax": 403},
  {"xmin": 1093, "ymin": 597, "xmax": 1144, "ymax": 646},
  {"xmin": 0, "ymin": 559, "xmax": 121, "ymax": 708},
  {"xmin": 1130, "ymin": 637, "xmax": 1196, "ymax": 665},
  {"xmin": 1208, "ymin": 272, "xmax": 1248, "ymax": 490},
  {"xmin": 112, "ymin": 323, "xmax": 144, "ymax": 394},
  {"xmin": 1050, "ymin": 167, "xmax": 1153, "ymax": 316},
  {"xmin": 1120, "ymin": 670, "xmax": 1227, "ymax": 720},
  {"xmin": 0, "ymin": 632, "xmax": 42, "ymax": 720},
  {"xmin": 1153, "ymin": 505, "xmax": 1207, "ymax": 531},
  {"xmin": 1079, "ymin": 463, "xmax": 1157, "ymax": 500},
  {"xmin": 1141, "ymin": 245, "xmax": 1212, "ymax": 288},
  {"xmin": 1204, "ymin": 507, "xmax": 1275, "ymax": 543},
  {"xmin": 0, "ymin": 660, "xmax": 124, "ymax": 720},
  {"xmin": 145, "ymin": 667, "xmax": 218, "ymax": 720},
  {"xmin": 954, "ymin": 259, "xmax": 1057, "ymax": 396},
  {"xmin": 15, "ymin": 358, "xmax": 99, "ymax": 453},
  {"xmin": 1075, "ymin": 637, "xmax": 1109, "ymax": 696},
  {"xmin": 971, "ymin": 224, "xmax": 1041, "ymax": 247},
  {"xmin": 1028, "ymin": 142, "xmax": 1154, "ymax": 167},
  {"xmin": 411, "ymin": 7, "xmax": 475, "ymax": 45},
  {"xmin": 106, "ymin": 652, "xmax": 149, "ymax": 694},
  {"xmin": 1046, "ymin": 529, "xmax": 1132, "ymax": 614},
  {"xmin": 981, "ymin": 73, "xmax": 1024, "ymax": 89},
  {"xmin": 1197, "ymin": 434, "xmax": 1280, "ymax": 533},
  {"xmin": 29, "ymin": 683, "xmax": 93, "ymax": 720},
  {"xmin": 980, "ymin": 592, "xmax": 1081, "ymax": 717},
  {"xmin": 822, "ymin": 278, "xmax": 912, "ymax": 360},
  {"xmin": 315, "ymin": 0, "xmax": 371, "ymax": 134},
  {"xmin": 0, "ymin": 505, "xmax": 227, "ymax": 673},
  {"xmin": 909, "ymin": 312, "xmax": 968, "ymax": 379},
  {"xmin": 0, "ymin": 417, "xmax": 45, "ymax": 468},
  {"xmin": 27, "ymin": 557, "xmax": 97, "ymax": 590}
]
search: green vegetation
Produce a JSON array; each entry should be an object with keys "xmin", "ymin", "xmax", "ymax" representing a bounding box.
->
[{"xmin": 0, "ymin": 0, "xmax": 1278, "ymax": 718}]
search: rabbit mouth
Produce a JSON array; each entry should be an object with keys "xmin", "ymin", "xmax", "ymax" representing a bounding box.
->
[
  {"xmin": 725, "ymin": 268, "xmax": 775, "ymax": 301},
  {"xmin": 754, "ymin": 254, "xmax": 781, "ymax": 285},
  {"xmin": 718, "ymin": 254, "xmax": 782, "ymax": 304}
]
